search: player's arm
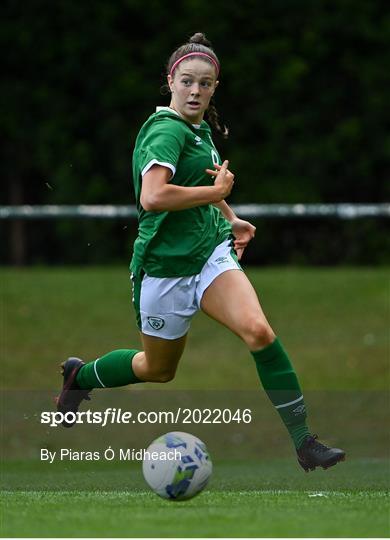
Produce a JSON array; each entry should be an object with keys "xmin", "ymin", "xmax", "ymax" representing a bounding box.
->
[
  {"xmin": 210, "ymin": 165, "xmax": 256, "ymax": 259},
  {"xmin": 213, "ymin": 200, "xmax": 237, "ymax": 222},
  {"xmin": 140, "ymin": 160, "xmax": 234, "ymax": 212},
  {"xmin": 215, "ymin": 200, "xmax": 256, "ymax": 259}
]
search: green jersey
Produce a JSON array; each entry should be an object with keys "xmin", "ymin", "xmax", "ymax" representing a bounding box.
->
[{"xmin": 130, "ymin": 107, "xmax": 232, "ymax": 277}]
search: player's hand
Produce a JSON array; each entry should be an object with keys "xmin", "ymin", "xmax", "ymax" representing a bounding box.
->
[
  {"xmin": 231, "ymin": 218, "xmax": 256, "ymax": 260},
  {"xmin": 205, "ymin": 160, "xmax": 234, "ymax": 201}
]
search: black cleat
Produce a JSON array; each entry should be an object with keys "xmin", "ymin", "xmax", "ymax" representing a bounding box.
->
[
  {"xmin": 297, "ymin": 435, "xmax": 346, "ymax": 472},
  {"xmin": 55, "ymin": 357, "xmax": 91, "ymax": 428}
]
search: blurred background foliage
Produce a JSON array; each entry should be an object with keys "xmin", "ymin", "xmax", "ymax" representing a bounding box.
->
[{"xmin": 1, "ymin": 0, "xmax": 389, "ymax": 264}]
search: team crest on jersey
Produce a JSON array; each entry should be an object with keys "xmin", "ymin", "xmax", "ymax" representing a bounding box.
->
[
  {"xmin": 147, "ymin": 316, "xmax": 165, "ymax": 330},
  {"xmin": 194, "ymin": 135, "xmax": 202, "ymax": 145}
]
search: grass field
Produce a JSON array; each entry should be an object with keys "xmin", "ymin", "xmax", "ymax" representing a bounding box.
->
[
  {"xmin": 1, "ymin": 459, "xmax": 389, "ymax": 537},
  {"xmin": 1, "ymin": 266, "xmax": 389, "ymax": 537},
  {"xmin": 2, "ymin": 266, "xmax": 388, "ymax": 390}
]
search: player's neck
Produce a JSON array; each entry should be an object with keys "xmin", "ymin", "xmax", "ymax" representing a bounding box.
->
[{"xmin": 168, "ymin": 104, "xmax": 203, "ymax": 126}]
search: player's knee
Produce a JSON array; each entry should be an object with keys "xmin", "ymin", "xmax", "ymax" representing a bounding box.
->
[
  {"xmin": 156, "ymin": 371, "xmax": 175, "ymax": 383},
  {"xmin": 244, "ymin": 318, "xmax": 275, "ymax": 351}
]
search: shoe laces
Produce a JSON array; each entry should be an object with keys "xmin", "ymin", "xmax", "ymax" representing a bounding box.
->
[{"xmin": 305, "ymin": 435, "xmax": 329, "ymax": 453}]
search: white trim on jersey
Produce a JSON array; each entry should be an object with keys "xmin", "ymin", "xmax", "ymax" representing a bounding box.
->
[
  {"xmin": 156, "ymin": 106, "xmax": 180, "ymax": 115},
  {"xmin": 141, "ymin": 159, "xmax": 176, "ymax": 179},
  {"xmin": 155, "ymin": 106, "xmax": 201, "ymax": 128}
]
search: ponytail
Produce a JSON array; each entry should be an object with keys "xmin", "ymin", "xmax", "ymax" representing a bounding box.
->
[{"xmin": 207, "ymin": 97, "xmax": 229, "ymax": 139}]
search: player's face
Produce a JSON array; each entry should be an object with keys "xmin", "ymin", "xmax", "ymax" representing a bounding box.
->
[{"xmin": 168, "ymin": 59, "xmax": 219, "ymax": 124}]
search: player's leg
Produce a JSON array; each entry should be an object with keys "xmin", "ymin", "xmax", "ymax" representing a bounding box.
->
[
  {"xmin": 200, "ymin": 268, "xmax": 276, "ymax": 350},
  {"xmin": 200, "ymin": 269, "xmax": 345, "ymax": 470},
  {"xmin": 200, "ymin": 269, "xmax": 309, "ymax": 447},
  {"xmin": 56, "ymin": 337, "xmax": 186, "ymax": 427},
  {"xmin": 56, "ymin": 272, "xmax": 194, "ymax": 426},
  {"xmin": 73, "ymin": 271, "xmax": 191, "ymax": 389},
  {"xmin": 75, "ymin": 333, "xmax": 187, "ymax": 389},
  {"xmin": 132, "ymin": 333, "xmax": 187, "ymax": 382}
]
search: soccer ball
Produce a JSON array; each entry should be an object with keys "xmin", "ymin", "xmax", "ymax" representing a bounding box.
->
[{"xmin": 142, "ymin": 431, "xmax": 212, "ymax": 500}]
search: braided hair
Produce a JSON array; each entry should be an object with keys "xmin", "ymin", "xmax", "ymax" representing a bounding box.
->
[{"xmin": 162, "ymin": 33, "xmax": 229, "ymax": 139}]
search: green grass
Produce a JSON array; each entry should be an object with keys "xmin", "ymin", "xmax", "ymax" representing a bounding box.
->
[
  {"xmin": 1, "ymin": 459, "xmax": 389, "ymax": 537},
  {"xmin": 1, "ymin": 266, "xmax": 389, "ymax": 390},
  {"xmin": 2, "ymin": 490, "xmax": 388, "ymax": 537},
  {"xmin": 1, "ymin": 266, "xmax": 389, "ymax": 537}
]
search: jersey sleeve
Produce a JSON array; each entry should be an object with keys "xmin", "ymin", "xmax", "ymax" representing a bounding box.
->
[{"xmin": 138, "ymin": 119, "xmax": 184, "ymax": 179}]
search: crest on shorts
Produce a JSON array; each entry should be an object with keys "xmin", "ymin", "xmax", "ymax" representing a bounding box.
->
[{"xmin": 147, "ymin": 317, "xmax": 165, "ymax": 330}]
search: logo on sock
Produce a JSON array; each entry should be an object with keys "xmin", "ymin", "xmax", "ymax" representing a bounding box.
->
[
  {"xmin": 147, "ymin": 317, "xmax": 165, "ymax": 330},
  {"xmin": 292, "ymin": 404, "xmax": 306, "ymax": 416}
]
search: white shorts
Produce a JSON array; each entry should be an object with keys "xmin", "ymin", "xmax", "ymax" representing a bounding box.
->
[{"xmin": 132, "ymin": 240, "xmax": 241, "ymax": 340}]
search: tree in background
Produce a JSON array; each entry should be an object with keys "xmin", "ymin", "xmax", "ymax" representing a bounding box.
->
[{"xmin": 1, "ymin": 0, "xmax": 389, "ymax": 264}]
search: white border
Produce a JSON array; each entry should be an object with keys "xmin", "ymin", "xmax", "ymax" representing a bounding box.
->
[{"xmin": 141, "ymin": 159, "xmax": 176, "ymax": 179}]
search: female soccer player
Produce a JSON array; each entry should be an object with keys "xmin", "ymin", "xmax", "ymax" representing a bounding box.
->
[{"xmin": 57, "ymin": 33, "xmax": 345, "ymax": 472}]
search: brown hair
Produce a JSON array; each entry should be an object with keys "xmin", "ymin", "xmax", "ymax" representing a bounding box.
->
[{"xmin": 162, "ymin": 33, "xmax": 229, "ymax": 139}]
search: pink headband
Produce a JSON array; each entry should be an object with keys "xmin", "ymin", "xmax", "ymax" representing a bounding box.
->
[{"xmin": 169, "ymin": 52, "xmax": 220, "ymax": 77}]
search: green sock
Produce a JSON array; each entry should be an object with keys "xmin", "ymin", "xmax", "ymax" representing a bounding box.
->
[
  {"xmin": 252, "ymin": 338, "xmax": 310, "ymax": 449},
  {"xmin": 76, "ymin": 349, "xmax": 141, "ymax": 389}
]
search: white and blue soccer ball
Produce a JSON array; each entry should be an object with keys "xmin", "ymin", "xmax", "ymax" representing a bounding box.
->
[{"xmin": 142, "ymin": 431, "xmax": 212, "ymax": 500}]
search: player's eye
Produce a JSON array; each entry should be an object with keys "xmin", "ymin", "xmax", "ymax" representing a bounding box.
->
[
  {"xmin": 201, "ymin": 81, "xmax": 212, "ymax": 88},
  {"xmin": 181, "ymin": 79, "xmax": 192, "ymax": 86}
]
